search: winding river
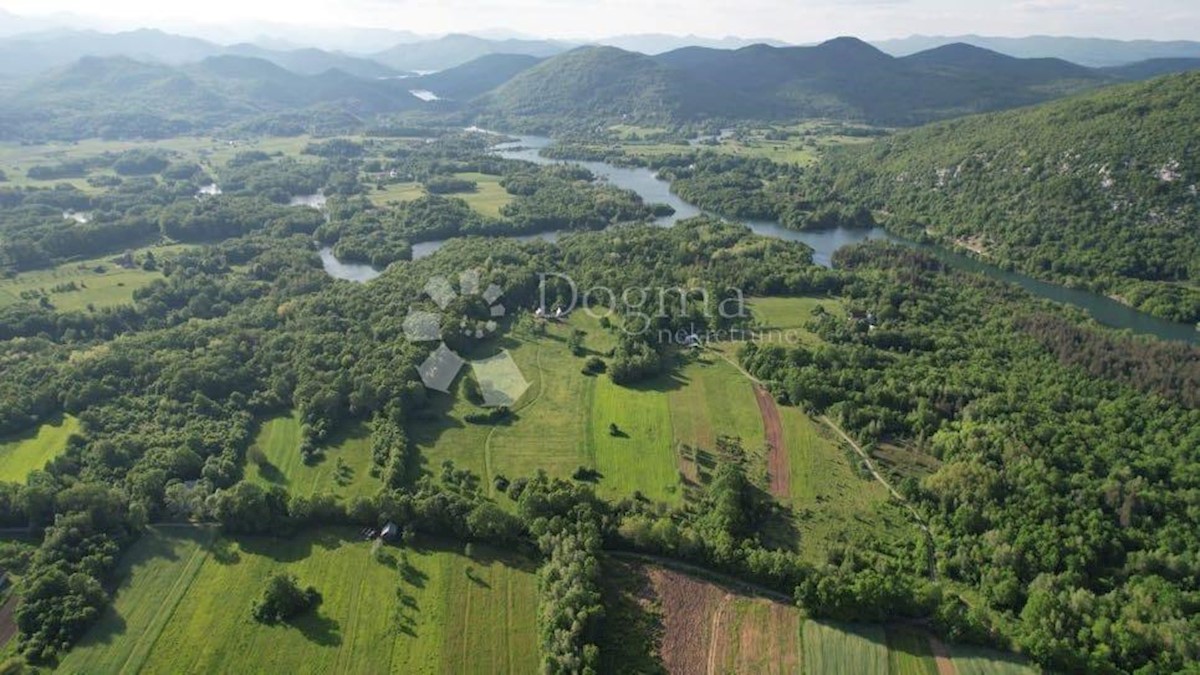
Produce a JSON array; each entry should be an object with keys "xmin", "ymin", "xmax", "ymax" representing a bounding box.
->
[{"xmin": 321, "ymin": 132, "xmax": 1197, "ymax": 344}]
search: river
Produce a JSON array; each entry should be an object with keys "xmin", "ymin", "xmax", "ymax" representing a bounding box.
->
[
  {"xmin": 323, "ymin": 132, "xmax": 1197, "ymax": 343},
  {"xmin": 491, "ymin": 134, "xmax": 1197, "ymax": 344}
]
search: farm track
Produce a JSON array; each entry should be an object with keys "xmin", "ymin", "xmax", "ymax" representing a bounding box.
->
[
  {"xmin": 710, "ymin": 347, "xmax": 936, "ymax": 578},
  {"xmin": 752, "ymin": 384, "xmax": 790, "ymax": 499}
]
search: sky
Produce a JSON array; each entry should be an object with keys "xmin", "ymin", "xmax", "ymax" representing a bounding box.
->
[{"xmin": 1, "ymin": 0, "xmax": 1198, "ymax": 42}]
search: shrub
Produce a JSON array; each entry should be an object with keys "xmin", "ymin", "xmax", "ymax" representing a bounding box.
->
[
  {"xmin": 252, "ymin": 574, "xmax": 321, "ymax": 624},
  {"xmin": 581, "ymin": 356, "xmax": 607, "ymax": 376}
]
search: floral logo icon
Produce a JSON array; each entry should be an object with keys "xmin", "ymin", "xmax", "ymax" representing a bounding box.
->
[{"xmin": 404, "ymin": 269, "xmax": 529, "ymax": 406}]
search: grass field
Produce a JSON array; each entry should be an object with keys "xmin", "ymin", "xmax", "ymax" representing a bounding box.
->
[
  {"xmin": 0, "ymin": 246, "xmax": 189, "ymax": 311},
  {"xmin": 413, "ymin": 313, "xmax": 771, "ymax": 505},
  {"xmin": 885, "ymin": 626, "xmax": 940, "ymax": 675},
  {"xmin": 415, "ymin": 298, "xmax": 910, "ymax": 550},
  {"xmin": 949, "ymin": 644, "xmax": 1041, "ymax": 675},
  {"xmin": 370, "ymin": 181, "xmax": 425, "ymax": 205},
  {"xmin": 802, "ymin": 620, "xmax": 888, "ymax": 675},
  {"xmin": 61, "ymin": 527, "xmax": 538, "ymax": 674},
  {"xmin": 246, "ymin": 413, "xmax": 379, "ymax": 499},
  {"xmin": 449, "ymin": 172, "xmax": 511, "ymax": 218},
  {"xmin": 0, "ymin": 415, "xmax": 79, "ymax": 482}
]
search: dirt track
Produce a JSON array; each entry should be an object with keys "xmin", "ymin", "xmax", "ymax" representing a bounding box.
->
[
  {"xmin": 752, "ymin": 385, "xmax": 790, "ymax": 499},
  {"xmin": 929, "ymin": 634, "xmax": 958, "ymax": 675},
  {"xmin": 0, "ymin": 593, "xmax": 18, "ymax": 647}
]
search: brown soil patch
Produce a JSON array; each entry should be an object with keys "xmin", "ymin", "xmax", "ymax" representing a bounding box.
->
[
  {"xmin": 753, "ymin": 385, "xmax": 790, "ymax": 499},
  {"xmin": 646, "ymin": 567, "xmax": 726, "ymax": 674},
  {"xmin": 929, "ymin": 634, "xmax": 958, "ymax": 675},
  {"xmin": 644, "ymin": 565, "xmax": 801, "ymax": 674},
  {"xmin": 0, "ymin": 593, "xmax": 18, "ymax": 647}
]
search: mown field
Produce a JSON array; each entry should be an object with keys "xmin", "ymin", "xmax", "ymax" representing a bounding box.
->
[
  {"xmin": 59, "ymin": 527, "xmax": 539, "ymax": 674},
  {"xmin": 0, "ymin": 245, "xmax": 192, "ymax": 311},
  {"xmin": 0, "ymin": 415, "xmax": 79, "ymax": 482},
  {"xmin": 367, "ymin": 172, "xmax": 512, "ymax": 218},
  {"xmin": 245, "ymin": 412, "xmax": 379, "ymax": 499},
  {"xmin": 413, "ymin": 312, "xmax": 771, "ymax": 505},
  {"xmin": 414, "ymin": 297, "xmax": 914, "ymax": 557}
]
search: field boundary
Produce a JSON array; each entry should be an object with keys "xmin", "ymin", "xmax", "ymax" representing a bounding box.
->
[{"xmin": 607, "ymin": 551, "xmax": 793, "ymax": 604}]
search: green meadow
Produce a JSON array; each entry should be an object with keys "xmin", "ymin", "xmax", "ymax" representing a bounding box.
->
[
  {"xmin": 802, "ymin": 620, "xmax": 889, "ymax": 675},
  {"xmin": 0, "ymin": 415, "xmax": 80, "ymax": 482},
  {"xmin": 60, "ymin": 527, "xmax": 538, "ymax": 674},
  {"xmin": 0, "ymin": 247, "xmax": 190, "ymax": 312},
  {"xmin": 245, "ymin": 413, "xmax": 380, "ymax": 499},
  {"xmin": 414, "ymin": 313, "xmax": 773, "ymax": 505}
]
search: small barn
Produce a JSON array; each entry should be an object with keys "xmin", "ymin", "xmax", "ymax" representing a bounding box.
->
[{"xmin": 380, "ymin": 522, "xmax": 399, "ymax": 541}]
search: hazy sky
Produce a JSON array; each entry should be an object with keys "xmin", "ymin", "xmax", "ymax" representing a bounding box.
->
[{"xmin": 2, "ymin": 0, "xmax": 1198, "ymax": 42}]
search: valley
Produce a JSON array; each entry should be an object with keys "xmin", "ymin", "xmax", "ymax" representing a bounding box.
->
[{"xmin": 0, "ymin": 14, "xmax": 1196, "ymax": 675}]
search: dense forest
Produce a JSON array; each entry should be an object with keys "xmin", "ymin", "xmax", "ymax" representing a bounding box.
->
[{"xmin": 807, "ymin": 72, "xmax": 1200, "ymax": 323}]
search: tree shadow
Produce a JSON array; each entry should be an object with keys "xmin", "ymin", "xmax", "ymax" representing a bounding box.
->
[
  {"xmin": 597, "ymin": 559, "xmax": 667, "ymax": 675},
  {"xmin": 255, "ymin": 461, "xmax": 287, "ymax": 485},
  {"xmin": 464, "ymin": 567, "xmax": 491, "ymax": 588},
  {"xmin": 294, "ymin": 610, "xmax": 342, "ymax": 647},
  {"xmin": 625, "ymin": 370, "xmax": 690, "ymax": 394}
]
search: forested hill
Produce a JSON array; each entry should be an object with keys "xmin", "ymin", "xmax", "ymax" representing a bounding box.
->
[
  {"xmin": 811, "ymin": 71, "xmax": 1200, "ymax": 323},
  {"xmin": 473, "ymin": 37, "xmax": 1200, "ymax": 129},
  {"xmin": 0, "ymin": 55, "xmax": 425, "ymax": 140}
]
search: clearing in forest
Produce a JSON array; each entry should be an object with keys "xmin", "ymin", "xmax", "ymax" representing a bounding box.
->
[{"xmin": 0, "ymin": 415, "xmax": 80, "ymax": 482}]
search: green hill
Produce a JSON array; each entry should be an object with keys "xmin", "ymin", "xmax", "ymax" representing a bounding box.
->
[
  {"xmin": 410, "ymin": 53, "xmax": 543, "ymax": 100},
  {"xmin": 0, "ymin": 54, "xmax": 421, "ymax": 139},
  {"xmin": 814, "ymin": 71, "xmax": 1200, "ymax": 322},
  {"xmin": 476, "ymin": 38, "xmax": 1129, "ymax": 128},
  {"xmin": 476, "ymin": 46, "xmax": 702, "ymax": 129}
]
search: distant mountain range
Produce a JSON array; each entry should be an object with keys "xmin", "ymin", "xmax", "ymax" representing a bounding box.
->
[
  {"xmin": 595, "ymin": 34, "xmax": 790, "ymax": 54},
  {"xmin": 475, "ymin": 38, "xmax": 1200, "ymax": 128},
  {"xmin": 0, "ymin": 54, "xmax": 423, "ymax": 139},
  {"xmin": 370, "ymin": 34, "xmax": 569, "ymax": 72},
  {"xmin": 4, "ymin": 32, "xmax": 1200, "ymax": 139},
  {"xmin": 872, "ymin": 35, "xmax": 1200, "ymax": 68},
  {"xmin": 0, "ymin": 29, "xmax": 410, "ymax": 79}
]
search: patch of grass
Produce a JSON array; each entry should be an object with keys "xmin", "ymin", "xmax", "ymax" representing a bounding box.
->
[
  {"xmin": 57, "ymin": 525, "xmax": 215, "ymax": 674},
  {"xmin": 481, "ymin": 326, "xmax": 591, "ymax": 490},
  {"xmin": 873, "ymin": 443, "xmax": 942, "ymax": 480},
  {"xmin": 589, "ymin": 372, "xmax": 679, "ymax": 503},
  {"xmin": 65, "ymin": 528, "xmax": 538, "ymax": 674},
  {"xmin": 802, "ymin": 620, "xmax": 888, "ymax": 675},
  {"xmin": 748, "ymin": 296, "xmax": 844, "ymax": 345},
  {"xmin": 0, "ymin": 249, "xmax": 181, "ymax": 312},
  {"xmin": 246, "ymin": 413, "xmax": 379, "ymax": 499},
  {"xmin": 717, "ymin": 597, "xmax": 803, "ymax": 674},
  {"xmin": 778, "ymin": 405, "xmax": 914, "ymax": 562},
  {"xmin": 370, "ymin": 181, "xmax": 425, "ymax": 206},
  {"xmin": 885, "ymin": 625, "xmax": 940, "ymax": 675},
  {"xmin": 451, "ymin": 172, "xmax": 511, "ymax": 218},
  {"xmin": 949, "ymin": 643, "xmax": 1042, "ymax": 675},
  {"xmin": 0, "ymin": 415, "xmax": 79, "ymax": 482}
]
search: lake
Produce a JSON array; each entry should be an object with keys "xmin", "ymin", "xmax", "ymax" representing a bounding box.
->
[{"xmin": 318, "ymin": 247, "xmax": 382, "ymax": 283}]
